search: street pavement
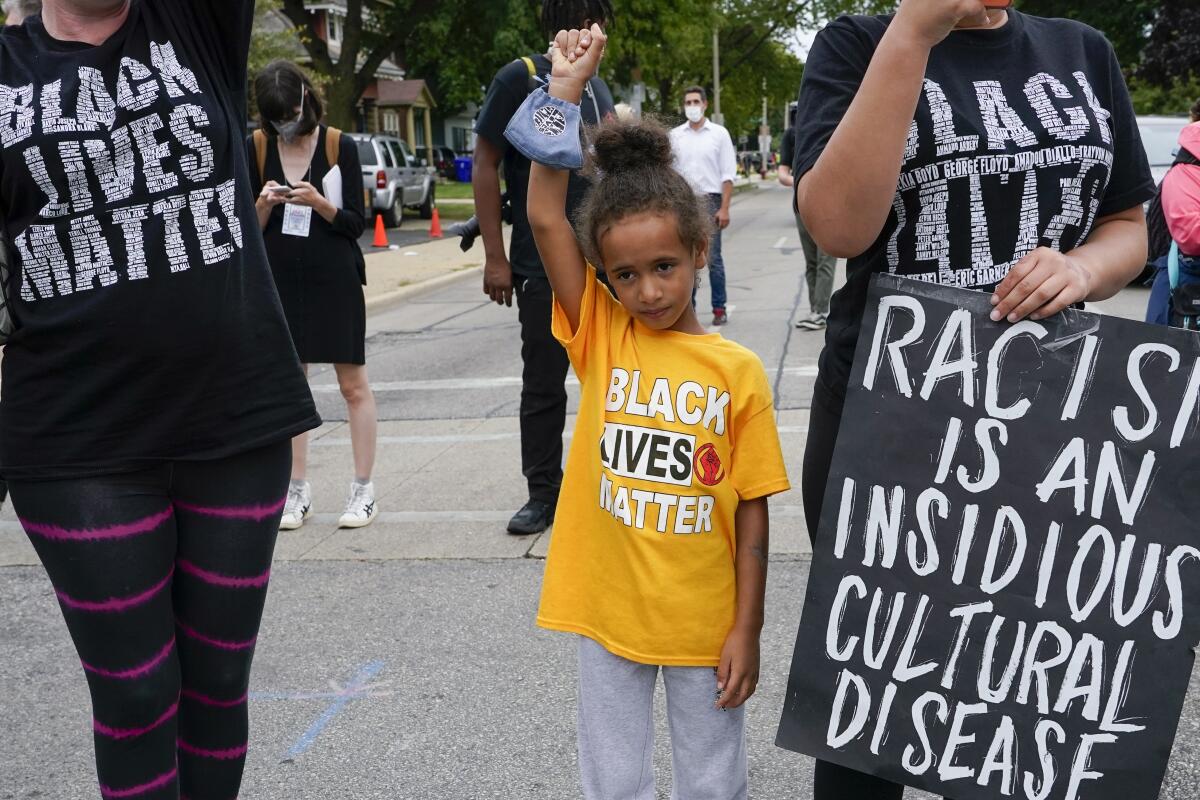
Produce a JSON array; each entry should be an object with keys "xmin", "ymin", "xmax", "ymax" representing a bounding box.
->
[{"xmin": 2, "ymin": 181, "xmax": 1197, "ymax": 799}]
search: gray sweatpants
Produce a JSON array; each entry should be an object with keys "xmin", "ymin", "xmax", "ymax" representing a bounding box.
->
[
  {"xmin": 795, "ymin": 212, "xmax": 837, "ymax": 315},
  {"xmin": 577, "ymin": 636, "xmax": 748, "ymax": 800}
]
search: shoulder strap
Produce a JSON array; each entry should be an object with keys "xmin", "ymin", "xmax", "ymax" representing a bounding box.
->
[
  {"xmin": 1176, "ymin": 146, "xmax": 1199, "ymax": 167},
  {"xmin": 325, "ymin": 126, "xmax": 342, "ymax": 167},
  {"xmin": 252, "ymin": 129, "xmax": 268, "ymax": 184},
  {"xmin": 521, "ymin": 56, "xmax": 537, "ymax": 78},
  {"xmin": 1170, "ymin": 241, "xmax": 1182, "ymax": 291}
]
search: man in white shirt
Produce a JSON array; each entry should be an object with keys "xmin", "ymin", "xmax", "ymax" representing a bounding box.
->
[{"xmin": 670, "ymin": 86, "xmax": 737, "ymax": 325}]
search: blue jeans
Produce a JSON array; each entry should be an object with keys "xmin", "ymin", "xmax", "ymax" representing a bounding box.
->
[
  {"xmin": 1147, "ymin": 251, "xmax": 1200, "ymax": 326},
  {"xmin": 706, "ymin": 193, "xmax": 727, "ymax": 310}
]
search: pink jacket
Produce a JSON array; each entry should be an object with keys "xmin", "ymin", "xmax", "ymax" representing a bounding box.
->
[{"xmin": 1162, "ymin": 122, "xmax": 1200, "ymax": 257}]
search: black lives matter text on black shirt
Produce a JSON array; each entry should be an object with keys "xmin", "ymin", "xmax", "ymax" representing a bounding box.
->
[
  {"xmin": 0, "ymin": 1, "xmax": 319, "ymax": 479},
  {"xmin": 792, "ymin": 11, "xmax": 1155, "ymax": 410},
  {"xmin": 474, "ymin": 54, "xmax": 615, "ymax": 279}
]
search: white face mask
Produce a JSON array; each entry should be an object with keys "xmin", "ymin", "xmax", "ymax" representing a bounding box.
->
[
  {"xmin": 684, "ymin": 105, "xmax": 704, "ymax": 124},
  {"xmin": 271, "ymin": 85, "xmax": 306, "ymax": 143}
]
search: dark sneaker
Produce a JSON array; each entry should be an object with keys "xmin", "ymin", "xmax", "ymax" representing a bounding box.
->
[
  {"xmin": 712, "ymin": 308, "xmax": 729, "ymax": 326},
  {"xmin": 795, "ymin": 313, "xmax": 827, "ymax": 331},
  {"xmin": 507, "ymin": 499, "xmax": 555, "ymax": 535}
]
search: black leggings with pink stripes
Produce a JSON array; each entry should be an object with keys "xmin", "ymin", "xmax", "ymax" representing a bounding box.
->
[{"xmin": 10, "ymin": 440, "xmax": 291, "ymax": 800}]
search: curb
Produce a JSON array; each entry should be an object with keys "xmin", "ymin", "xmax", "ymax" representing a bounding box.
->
[{"xmin": 364, "ymin": 264, "xmax": 483, "ymax": 314}]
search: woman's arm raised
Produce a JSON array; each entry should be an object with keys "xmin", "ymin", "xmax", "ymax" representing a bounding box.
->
[{"xmin": 797, "ymin": 0, "xmax": 990, "ymax": 257}]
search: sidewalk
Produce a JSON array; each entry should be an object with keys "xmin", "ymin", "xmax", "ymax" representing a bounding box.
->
[{"xmin": 360, "ymin": 226, "xmax": 510, "ymax": 310}]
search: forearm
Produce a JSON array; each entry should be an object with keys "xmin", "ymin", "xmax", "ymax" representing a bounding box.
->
[
  {"xmin": 721, "ymin": 181, "xmax": 733, "ymax": 212},
  {"xmin": 315, "ymin": 199, "xmax": 338, "ymax": 225},
  {"xmin": 799, "ymin": 29, "xmax": 931, "ymax": 257},
  {"xmin": 255, "ymin": 200, "xmax": 271, "ymax": 230},
  {"xmin": 732, "ymin": 498, "xmax": 769, "ymax": 632},
  {"xmin": 528, "ymin": 75, "xmax": 588, "ymax": 321},
  {"xmin": 1068, "ymin": 210, "xmax": 1149, "ymax": 301},
  {"xmin": 528, "ymin": 162, "xmax": 571, "ymax": 232},
  {"xmin": 331, "ymin": 207, "xmax": 365, "ymax": 239},
  {"xmin": 472, "ymin": 148, "xmax": 507, "ymax": 260}
]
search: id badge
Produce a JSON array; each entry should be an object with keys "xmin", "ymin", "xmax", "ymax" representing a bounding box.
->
[{"xmin": 282, "ymin": 203, "xmax": 313, "ymax": 237}]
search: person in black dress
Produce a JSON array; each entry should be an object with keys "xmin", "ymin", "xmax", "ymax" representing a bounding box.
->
[{"xmin": 251, "ymin": 61, "xmax": 379, "ymax": 530}]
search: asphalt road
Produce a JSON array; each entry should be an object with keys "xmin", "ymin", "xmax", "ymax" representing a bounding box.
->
[{"xmin": 2, "ymin": 182, "xmax": 1196, "ymax": 800}]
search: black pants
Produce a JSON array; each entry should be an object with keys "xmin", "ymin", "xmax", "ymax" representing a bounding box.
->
[
  {"xmin": 11, "ymin": 440, "xmax": 291, "ymax": 800},
  {"xmin": 804, "ymin": 389, "xmax": 954, "ymax": 800},
  {"xmin": 516, "ymin": 276, "xmax": 569, "ymax": 505}
]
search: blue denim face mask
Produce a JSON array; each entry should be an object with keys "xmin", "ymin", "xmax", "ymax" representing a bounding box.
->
[{"xmin": 504, "ymin": 86, "xmax": 584, "ymax": 171}]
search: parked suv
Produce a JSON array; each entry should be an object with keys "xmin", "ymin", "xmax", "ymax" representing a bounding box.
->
[
  {"xmin": 430, "ymin": 146, "xmax": 459, "ymax": 181},
  {"xmin": 350, "ymin": 133, "xmax": 436, "ymax": 227}
]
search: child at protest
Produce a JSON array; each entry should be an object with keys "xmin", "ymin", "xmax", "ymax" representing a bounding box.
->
[{"xmin": 515, "ymin": 24, "xmax": 791, "ymax": 800}]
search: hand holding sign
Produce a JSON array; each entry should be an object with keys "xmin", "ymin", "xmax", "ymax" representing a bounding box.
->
[
  {"xmin": 990, "ymin": 246, "xmax": 1093, "ymax": 323},
  {"xmin": 777, "ymin": 275, "xmax": 1200, "ymax": 800}
]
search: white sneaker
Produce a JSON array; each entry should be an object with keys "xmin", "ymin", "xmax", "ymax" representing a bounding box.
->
[
  {"xmin": 279, "ymin": 481, "xmax": 312, "ymax": 531},
  {"xmin": 795, "ymin": 313, "xmax": 828, "ymax": 331},
  {"xmin": 338, "ymin": 481, "xmax": 378, "ymax": 529}
]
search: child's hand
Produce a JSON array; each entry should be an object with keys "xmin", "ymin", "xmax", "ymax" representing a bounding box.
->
[
  {"xmin": 716, "ymin": 625, "xmax": 760, "ymax": 710},
  {"xmin": 550, "ymin": 23, "xmax": 607, "ymax": 86}
]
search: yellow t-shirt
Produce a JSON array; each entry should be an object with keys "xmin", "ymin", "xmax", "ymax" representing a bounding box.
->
[{"xmin": 537, "ymin": 268, "xmax": 792, "ymax": 667}]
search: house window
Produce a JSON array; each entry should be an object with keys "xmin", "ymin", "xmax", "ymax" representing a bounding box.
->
[
  {"xmin": 326, "ymin": 11, "xmax": 343, "ymax": 44},
  {"xmin": 381, "ymin": 109, "xmax": 400, "ymax": 136},
  {"xmin": 414, "ymin": 107, "xmax": 427, "ymax": 148},
  {"xmin": 452, "ymin": 127, "xmax": 471, "ymax": 154}
]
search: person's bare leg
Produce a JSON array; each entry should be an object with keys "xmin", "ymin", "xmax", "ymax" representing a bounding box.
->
[{"xmin": 335, "ymin": 364, "xmax": 377, "ymax": 481}]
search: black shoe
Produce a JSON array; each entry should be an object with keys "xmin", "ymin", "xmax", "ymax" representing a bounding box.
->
[{"xmin": 507, "ymin": 499, "xmax": 555, "ymax": 535}]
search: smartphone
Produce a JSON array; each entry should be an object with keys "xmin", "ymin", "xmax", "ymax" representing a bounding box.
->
[
  {"xmin": 983, "ymin": 0, "xmax": 1012, "ymax": 7},
  {"xmin": 267, "ymin": 185, "xmax": 291, "ymax": 194}
]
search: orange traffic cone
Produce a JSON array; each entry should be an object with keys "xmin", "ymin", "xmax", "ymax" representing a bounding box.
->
[
  {"xmin": 372, "ymin": 213, "xmax": 388, "ymax": 248},
  {"xmin": 429, "ymin": 207, "xmax": 443, "ymax": 239}
]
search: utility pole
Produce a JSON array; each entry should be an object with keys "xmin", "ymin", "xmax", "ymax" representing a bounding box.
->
[
  {"xmin": 758, "ymin": 77, "xmax": 770, "ymax": 177},
  {"xmin": 712, "ymin": 27, "xmax": 723, "ymax": 125}
]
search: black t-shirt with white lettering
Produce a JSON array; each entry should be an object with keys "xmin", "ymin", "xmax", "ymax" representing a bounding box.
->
[
  {"xmin": 474, "ymin": 54, "xmax": 614, "ymax": 279},
  {"xmin": 0, "ymin": 0, "xmax": 320, "ymax": 479},
  {"xmin": 793, "ymin": 11, "xmax": 1154, "ymax": 412}
]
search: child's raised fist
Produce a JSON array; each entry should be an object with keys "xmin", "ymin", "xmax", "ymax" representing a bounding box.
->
[{"xmin": 550, "ymin": 23, "xmax": 607, "ymax": 85}]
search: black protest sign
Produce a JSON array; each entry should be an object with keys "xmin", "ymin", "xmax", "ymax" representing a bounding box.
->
[{"xmin": 776, "ymin": 274, "xmax": 1200, "ymax": 800}]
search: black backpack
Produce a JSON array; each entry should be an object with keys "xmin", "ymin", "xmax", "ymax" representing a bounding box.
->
[{"xmin": 1147, "ymin": 145, "xmax": 1200, "ymax": 263}]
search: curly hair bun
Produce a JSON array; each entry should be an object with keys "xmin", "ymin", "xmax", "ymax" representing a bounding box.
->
[{"xmin": 590, "ymin": 117, "xmax": 674, "ymax": 175}]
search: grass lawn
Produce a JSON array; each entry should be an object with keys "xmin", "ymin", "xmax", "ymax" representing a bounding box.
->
[
  {"xmin": 435, "ymin": 181, "xmax": 475, "ymax": 200},
  {"xmin": 433, "ymin": 203, "xmax": 475, "ymax": 221}
]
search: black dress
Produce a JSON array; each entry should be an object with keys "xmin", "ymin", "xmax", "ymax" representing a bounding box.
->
[{"xmin": 250, "ymin": 126, "xmax": 368, "ymax": 365}]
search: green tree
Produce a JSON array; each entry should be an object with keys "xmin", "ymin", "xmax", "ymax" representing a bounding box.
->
[
  {"xmin": 1139, "ymin": 1, "xmax": 1200, "ymax": 89},
  {"xmin": 598, "ymin": 0, "xmax": 807, "ymax": 140},
  {"xmin": 402, "ymin": 0, "xmax": 543, "ymax": 114},
  {"xmin": 249, "ymin": 0, "xmax": 303, "ymax": 78},
  {"xmin": 279, "ymin": 0, "xmax": 442, "ymax": 128},
  {"xmin": 1017, "ymin": 0, "xmax": 1156, "ymax": 71}
]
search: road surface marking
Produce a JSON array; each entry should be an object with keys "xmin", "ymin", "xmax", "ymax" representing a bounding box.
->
[{"xmin": 308, "ymin": 366, "xmax": 817, "ymax": 393}]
